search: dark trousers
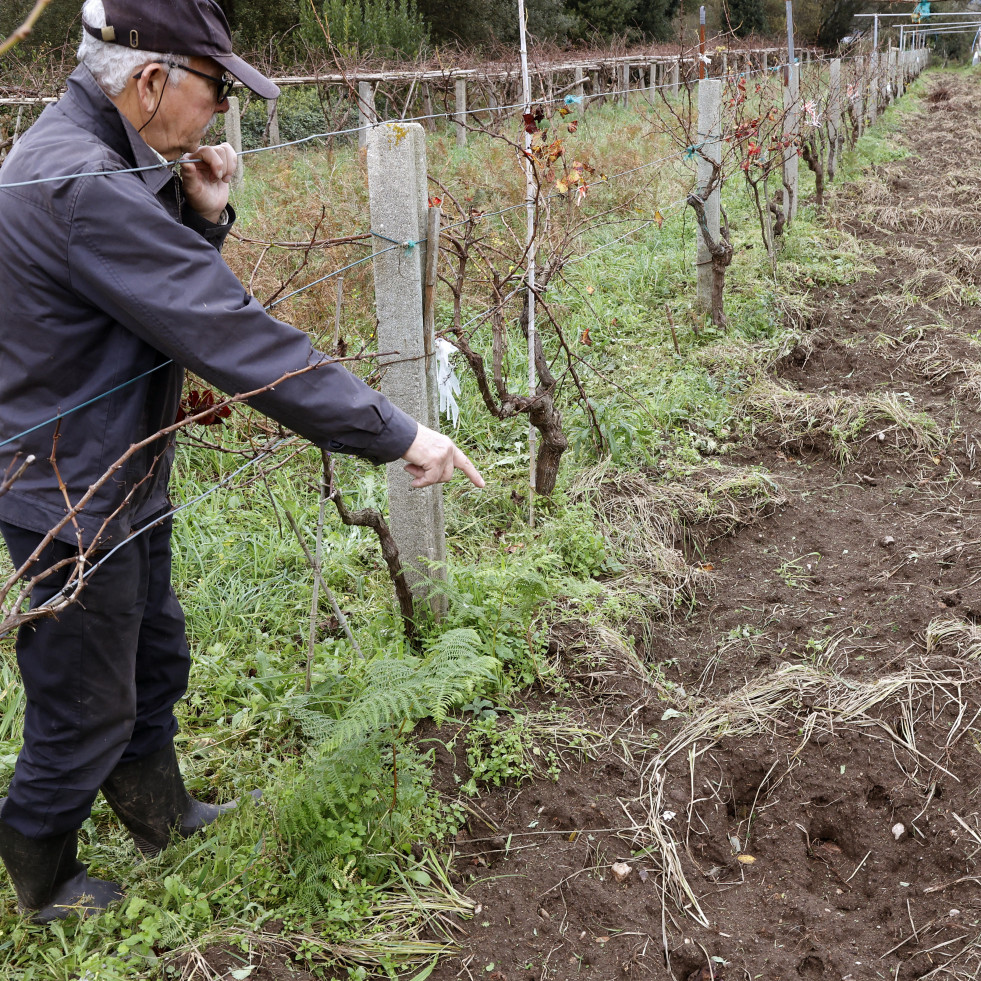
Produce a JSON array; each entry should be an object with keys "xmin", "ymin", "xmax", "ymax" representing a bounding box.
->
[{"xmin": 0, "ymin": 516, "xmax": 190, "ymax": 839}]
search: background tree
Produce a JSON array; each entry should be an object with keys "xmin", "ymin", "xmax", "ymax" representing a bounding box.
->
[
  {"xmin": 0, "ymin": 0, "xmax": 78, "ymax": 54},
  {"xmin": 725, "ymin": 0, "xmax": 769, "ymax": 36}
]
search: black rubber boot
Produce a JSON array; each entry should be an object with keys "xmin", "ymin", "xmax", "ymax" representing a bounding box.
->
[
  {"xmin": 101, "ymin": 741, "xmax": 259, "ymax": 856},
  {"xmin": 0, "ymin": 818, "xmax": 122, "ymax": 923}
]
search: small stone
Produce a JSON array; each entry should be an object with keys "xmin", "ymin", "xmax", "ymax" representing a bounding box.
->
[
  {"xmin": 611, "ymin": 862, "xmax": 632, "ymax": 882},
  {"xmin": 892, "ymin": 822, "xmax": 905, "ymax": 840},
  {"xmin": 883, "ymin": 536, "xmax": 896, "ymax": 546}
]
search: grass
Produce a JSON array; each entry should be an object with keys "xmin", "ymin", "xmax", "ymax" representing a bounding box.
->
[{"xmin": 0, "ymin": 56, "xmax": 939, "ymax": 979}]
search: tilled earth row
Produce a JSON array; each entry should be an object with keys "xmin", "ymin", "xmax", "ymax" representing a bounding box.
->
[{"xmin": 426, "ymin": 70, "xmax": 981, "ymax": 981}]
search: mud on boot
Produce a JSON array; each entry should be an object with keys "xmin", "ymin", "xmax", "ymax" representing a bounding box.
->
[
  {"xmin": 101, "ymin": 740, "xmax": 260, "ymax": 856},
  {"xmin": 0, "ymin": 818, "xmax": 122, "ymax": 923}
]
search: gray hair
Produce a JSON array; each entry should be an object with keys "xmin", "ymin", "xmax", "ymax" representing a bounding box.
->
[{"xmin": 78, "ymin": 0, "xmax": 188, "ymax": 96}]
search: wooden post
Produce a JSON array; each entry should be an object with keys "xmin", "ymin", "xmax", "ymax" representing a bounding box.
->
[
  {"xmin": 454, "ymin": 78, "xmax": 467, "ymax": 148},
  {"xmin": 421, "ymin": 82, "xmax": 434, "ymax": 130},
  {"xmin": 574, "ymin": 65, "xmax": 586, "ymax": 99},
  {"xmin": 695, "ymin": 79, "xmax": 722, "ymax": 316},
  {"xmin": 699, "ymin": 6, "xmax": 706, "ymax": 80},
  {"xmin": 621, "ymin": 63, "xmax": 630, "ymax": 107},
  {"xmin": 366, "ymin": 123, "xmax": 447, "ymax": 605}
]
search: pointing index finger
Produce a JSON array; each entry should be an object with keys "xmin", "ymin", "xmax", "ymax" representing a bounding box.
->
[{"xmin": 454, "ymin": 448, "xmax": 485, "ymax": 488}]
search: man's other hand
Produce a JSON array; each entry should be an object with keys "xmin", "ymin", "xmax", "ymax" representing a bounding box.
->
[
  {"xmin": 180, "ymin": 142, "xmax": 237, "ymax": 223},
  {"xmin": 402, "ymin": 424, "xmax": 485, "ymax": 489}
]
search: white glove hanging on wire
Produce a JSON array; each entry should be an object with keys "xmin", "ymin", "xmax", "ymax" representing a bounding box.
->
[{"xmin": 435, "ymin": 338, "xmax": 462, "ymax": 430}]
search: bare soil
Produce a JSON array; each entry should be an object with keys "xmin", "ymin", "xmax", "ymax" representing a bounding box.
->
[{"xmin": 422, "ymin": 71, "xmax": 981, "ymax": 981}]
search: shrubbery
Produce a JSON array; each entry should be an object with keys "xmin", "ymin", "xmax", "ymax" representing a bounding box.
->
[{"xmin": 300, "ymin": 0, "xmax": 429, "ymax": 58}]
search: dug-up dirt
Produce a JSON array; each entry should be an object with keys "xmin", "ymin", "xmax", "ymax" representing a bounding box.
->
[{"xmin": 427, "ymin": 70, "xmax": 981, "ymax": 981}]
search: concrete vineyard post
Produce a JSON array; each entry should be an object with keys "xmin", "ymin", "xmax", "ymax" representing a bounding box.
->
[
  {"xmin": 454, "ymin": 79, "xmax": 467, "ymax": 148},
  {"xmin": 358, "ymin": 80, "xmax": 377, "ymax": 149},
  {"xmin": 224, "ymin": 95, "xmax": 244, "ymax": 187},
  {"xmin": 856, "ymin": 62, "xmax": 865, "ymax": 140},
  {"xmin": 695, "ymin": 79, "xmax": 722, "ymax": 316},
  {"xmin": 671, "ymin": 60, "xmax": 680, "ymax": 95},
  {"xmin": 783, "ymin": 63, "xmax": 800, "ymax": 223},
  {"xmin": 870, "ymin": 53, "xmax": 879, "ymax": 125},
  {"xmin": 828, "ymin": 58, "xmax": 842, "ymax": 172},
  {"xmin": 265, "ymin": 98, "xmax": 280, "ymax": 147},
  {"xmin": 574, "ymin": 66, "xmax": 585, "ymax": 100},
  {"xmin": 366, "ymin": 123, "xmax": 447, "ymax": 607}
]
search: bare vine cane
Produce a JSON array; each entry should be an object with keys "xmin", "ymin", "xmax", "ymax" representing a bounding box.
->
[{"xmin": 324, "ymin": 450, "xmax": 417, "ymax": 648}]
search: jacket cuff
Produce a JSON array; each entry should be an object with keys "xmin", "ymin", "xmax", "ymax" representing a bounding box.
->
[
  {"xmin": 183, "ymin": 204, "xmax": 235, "ymax": 251},
  {"xmin": 323, "ymin": 404, "xmax": 418, "ymax": 465}
]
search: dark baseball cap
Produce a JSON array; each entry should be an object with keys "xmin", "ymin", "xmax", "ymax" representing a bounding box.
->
[{"xmin": 81, "ymin": 0, "xmax": 280, "ymax": 99}]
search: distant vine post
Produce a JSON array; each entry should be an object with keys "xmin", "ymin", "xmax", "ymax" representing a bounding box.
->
[
  {"xmin": 699, "ymin": 6, "xmax": 706, "ymax": 80},
  {"xmin": 517, "ymin": 0, "xmax": 538, "ymax": 525},
  {"xmin": 694, "ymin": 78, "xmax": 722, "ymax": 317},
  {"xmin": 783, "ymin": 0, "xmax": 800, "ymax": 225}
]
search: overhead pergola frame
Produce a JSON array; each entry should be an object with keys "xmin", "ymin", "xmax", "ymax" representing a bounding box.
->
[{"xmin": 855, "ymin": 8, "xmax": 981, "ymax": 49}]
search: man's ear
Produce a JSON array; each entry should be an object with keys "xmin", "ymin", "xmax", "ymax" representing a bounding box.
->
[{"xmin": 134, "ymin": 63, "xmax": 167, "ymax": 114}]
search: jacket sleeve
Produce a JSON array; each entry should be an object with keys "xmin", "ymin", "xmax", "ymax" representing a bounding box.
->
[{"xmin": 64, "ymin": 169, "xmax": 418, "ymax": 465}]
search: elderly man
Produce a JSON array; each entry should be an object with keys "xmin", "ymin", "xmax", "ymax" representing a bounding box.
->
[{"xmin": 0, "ymin": 0, "xmax": 482, "ymax": 923}]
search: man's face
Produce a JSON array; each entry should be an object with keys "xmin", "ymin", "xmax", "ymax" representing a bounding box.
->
[{"xmin": 149, "ymin": 57, "xmax": 228, "ymax": 160}]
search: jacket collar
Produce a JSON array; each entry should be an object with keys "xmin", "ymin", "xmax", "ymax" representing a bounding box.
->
[{"xmin": 64, "ymin": 65, "xmax": 176, "ymax": 195}]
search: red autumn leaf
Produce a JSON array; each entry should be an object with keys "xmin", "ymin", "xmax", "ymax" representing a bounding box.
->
[{"xmin": 177, "ymin": 388, "xmax": 232, "ymax": 426}]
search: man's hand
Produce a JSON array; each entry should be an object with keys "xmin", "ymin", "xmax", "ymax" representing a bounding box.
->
[
  {"xmin": 402, "ymin": 424, "xmax": 485, "ymax": 489},
  {"xmin": 180, "ymin": 142, "xmax": 237, "ymax": 224}
]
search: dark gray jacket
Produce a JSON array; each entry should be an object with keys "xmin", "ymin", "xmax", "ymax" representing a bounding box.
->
[{"xmin": 0, "ymin": 66, "xmax": 416, "ymax": 548}]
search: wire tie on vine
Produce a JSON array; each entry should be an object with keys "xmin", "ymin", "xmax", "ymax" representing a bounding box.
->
[{"xmin": 371, "ymin": 230, "xmax": 425, "ymax": 250}]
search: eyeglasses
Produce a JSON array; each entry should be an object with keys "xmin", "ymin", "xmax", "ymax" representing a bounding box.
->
[{"xmin": 132, "ymin": 62, "xmax": 235, "ymax": 104}]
